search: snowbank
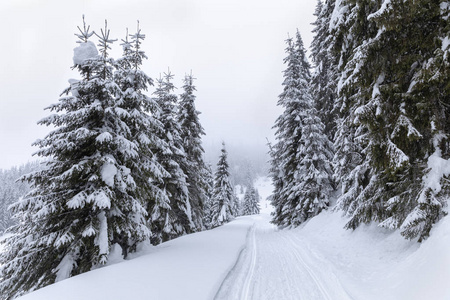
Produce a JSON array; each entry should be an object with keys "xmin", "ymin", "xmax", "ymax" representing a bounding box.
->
[
  {"xmin": 291, "ymin": 208, "xmax": 450, "ymax": 300},
  {"xmin": 17, "ymin": 218, "xmax": 254, "ymax": 300},
  {"xmin": 390, "ymin": 214, "xmax": 450, "ymax": 300}
]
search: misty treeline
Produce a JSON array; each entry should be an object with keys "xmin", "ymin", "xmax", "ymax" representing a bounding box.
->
[
  {"xmin": 0, "ymin": 162, "xmax": 40, "ymax": 233},
  {"xmin": 0, "ymin": 17, "xmax": 260, "ymax": 299},
  {"xmin": 271, "ymin": 0, "xmax": 450, "ymax": 242},
  {"xmin": 0, "ymin": 152, "xmax": 263, "ymax": 237}
]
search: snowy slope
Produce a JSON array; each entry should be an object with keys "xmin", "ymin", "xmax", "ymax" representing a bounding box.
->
[
  {"xmin": 284, "ymin": 211, "xmax": 450, "ymax": 300},
  {"xmin": 11, "ymin": 176, "xmax": 450, "ymax": 300},
  {"xmin": 254, "ymin": 177, "xmax": 450, "ymax": 300},
  {"xmin": 15, "ymin": 218, "xmax": 253, "ymax": 300}
]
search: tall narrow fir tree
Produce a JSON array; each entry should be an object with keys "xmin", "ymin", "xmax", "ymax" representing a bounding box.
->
[
  {"xmin": 210, "ymin": 143, "xmax": 235, "ymax": 227},
  {"xmin": 178, "ymin": 73, "xmax": 209, "ymax": 232}
]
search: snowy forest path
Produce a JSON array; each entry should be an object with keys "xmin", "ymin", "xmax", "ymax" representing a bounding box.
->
[{"xmin": 215, "ymin": 213, "xmax": 354, "ymax": 300}]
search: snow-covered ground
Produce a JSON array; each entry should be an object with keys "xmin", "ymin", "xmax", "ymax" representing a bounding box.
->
[
  {"xmin": 10, "ymin": 177, "xmax": 450, "ymax": 300},
  {"xmin": 14, "ymin": 218, "xmax": 254, "ymax": 300}
]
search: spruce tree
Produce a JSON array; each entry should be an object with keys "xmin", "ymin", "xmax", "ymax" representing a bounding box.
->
[
  {"xmin": 242, "ymin": 187, "xmax": 253, "ymax": 216},
  {"xmin": 178, "ymin": 73, "xmax": 208, "ymax": 232},
  {"xmin": 150, "ymin": 71, "xmax": 192, "ymax": 244},
  {"xmin": 271, "ymin": 32, "xmax": 332, "ymax": 227},
  {"xmin": 339, "ymin": 0, "xmax": 421, "ymax": 231},
  {"xmin": 252, "ymin": 188, "xmax": 261, "ymax": 215},
  {"xmin": 0, "ymin": 19, "xmax": 151, "ymax": 298},
  {"xmin": 210, "ymin": 143, "xmax": 235, "ymax": 227},
  {"xmin": 310, "ymin": 0, "xmax": 338, "ymax": 140},
  {"xmin": 0, "ymin": 162, "xmax": 39, "ymax": 233},
  {"xmin": 242, "ymin": 186, "xmax": 260, "ymax": 216},
  {"xmin": 331, "ymin": 0, "xmax": 379, "ymax": 227},
  {"xmin": 356, "ymin": 0, "xmax": 449, "ymax": 241},
  {"xmin": 270, "ymin": 35, "xmax": 309, "ymax": 228},
  {"xmin": 113, "ymin": 24, "xmax": 168, "ymax": 251},
  {"xmin": 332, "ymin": 0, "xmax": 449, "ymax": 241},
  {"xmin": 202, "ymin": 163, "xmax": 215, "ymax": 229},
  {"xmin": 231, "ymin": 189, "xmax": 241, "ymax": 218},
  {"xmin": 400, "ymin": 1, "xmax": 450, "ymax": 240},
  {"xmin": 292, "ymin": 105, "xmax": 334, "ymax": 225}
]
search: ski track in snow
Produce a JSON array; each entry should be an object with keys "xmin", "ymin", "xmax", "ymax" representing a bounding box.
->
[
  {"xmin": 215, "ymin": 213, "xmax": 354, "ymax": 300},
  {"xmin": 216, "ymin": 177, "xmax": 355, "ymax": 300},
  {"xmin": 241, "ymin": 224, "xmax": 257, "ymax": 300},
  {"xmin": 280, "ymin": 233, "xmax": 354, "ymax": 300}
]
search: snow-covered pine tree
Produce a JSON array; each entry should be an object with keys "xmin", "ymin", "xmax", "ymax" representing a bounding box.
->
[
  {"xmin": 242, "ymin": 186, "xmax": 260, "ymax": 216},
  {"xmin": 293, "ymin": 103, "xmax": 334, "ymax": 225},
  {"xmin": 231, "ymin": 189, "xmax": 241, "ymax": 218},
  {"xmin": 400, "ymin": 0, "xmax": 450, "ymax": 240},
  {"xmin": 202, "ymin": 163, "xmax": 215, "ymax": 229},
  {"xmin": 271, "ymin": 32, "xmax": 332, "ymax": 227},
  {"xmin": 252, "ymin": 188, "xmax": 261, "ymax": 215},
  {"xmin": 178, "ymin": 73, "xmax": 209, "ymax": 232},
  {"xmin": 332, "ymin": 0, "xmax": 449, "ymax": 241},
  {"xmin": 341, "ymin": 0, "xmax": 424, "ymax": 231},
  {"xmin": 0, "ymin": 19, "xmax": 150, "ymax": 298},
  {"xmin": 287, "ymin": 31, "xmax": 334, "ymax": 226},
  {"xmin": 0, "ymin": 162, "xmax": 39, "ymax": 233},
  {"xmin": 350, "ymin": 0, "xmax": 450, "ymax": 241},
  {"xmin": 242, "ymin": 187, "xmax": 253, "ymax": 216},
  {"xmin": 310, "ymin": 0, "xmax": 338, "ymax": 141},
  {"xmin": 267, "ymin": 137, "xmax": 283, "ymax": 222},
  {"xmin": 150, "ymin": 71, "xmax": 192, "ymax": 244},
  {"xmin": 331, "ymin": 0, "xmax": 379, "ymax": 226},
  {"xmin": 270, "ymin": 35, "xmax": 308, "ymax": 228},
  {"xmin": 113, "ymin": 24, "xmax": 169, "ymax": 251},
  {"xmin": 210, "ymin": 142, "xmax": 235, "ymax": 227}
]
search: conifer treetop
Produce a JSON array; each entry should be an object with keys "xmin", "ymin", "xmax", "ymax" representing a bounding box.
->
[
  {"xmin": 95, "ymin": 20, "xmax": 117, "ymax": 59},
  {"xmin": 75, "ymin": 15, "xmax": 94, "ymax": 43}
]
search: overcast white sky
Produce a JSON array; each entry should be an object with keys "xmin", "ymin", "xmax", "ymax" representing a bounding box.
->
[{"xmin": 0, "ymin": 0, "xmax": 316, "ymax": 169}]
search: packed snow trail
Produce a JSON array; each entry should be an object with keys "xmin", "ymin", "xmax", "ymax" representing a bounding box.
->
[{"xmin": 214, "ymin": 213, "xmax": 354, "ymax": 300}]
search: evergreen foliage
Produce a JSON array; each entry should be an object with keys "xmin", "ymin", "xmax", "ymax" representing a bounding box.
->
[
  {"xmin": 331, "ymin": 0, "xmax": 383, "ymax": 230},
  {"xmin": 365, "ymin": 0, "xmax": 450, "ymax": 241},
  {"xmin": 202, "ymin": 163, "xmax": 215, "ymax": 229},
  {"xmin": 270, "ymin": 32, "xmax": 334, "ymax": 228},
  {"xmin": 113, "ymin": 24, "xmax": 169, "ymax": 249},
  {"xmin": 401, "ymin": 0, "xmax": 450, "ymax": 241},
  {"xmin": 242, "ymin": 186, "xmax": 260, "ymax": 216},
  {"xmin": 150, "ymin": 72, "xmax": 192, "ymax": 244},
  {"xmin": 317, "ymin": 0, "xmax": 450, "ymax": 241},
  {"xmin": 0, "ymin": 162, "xmax": 40, "ymax": 233},
  {"xmin": 178, "ymin": 74, "xmax": 209, "ymax": 232},
  {"xmin": 210, "ymin": 143, "xmax": 235, "ymax": 227},
  {"xmin": 294, "ymin": 106, "xmax": 334, "ymax": 223},
  {"xmin": 231, "ymin": 190, "xmax": 241, "ymax": 218},
  {"xmin": 310, "ymin": 0, "xmax": 338, "ymax": 141},
  {"xmin": 270, "ymin": 35, "xmax": 310, "ymax": 227}
]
